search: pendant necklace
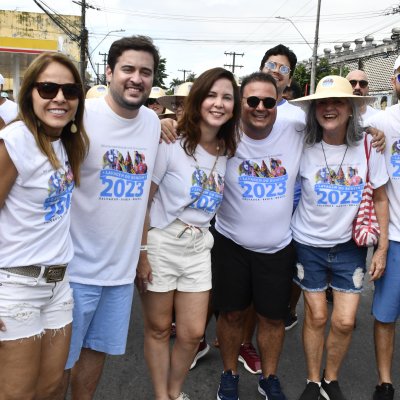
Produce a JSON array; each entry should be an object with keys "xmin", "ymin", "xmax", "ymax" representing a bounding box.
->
[{"xmin": 321, "ymin": 141, "xmax": 348, "ymax": 181}]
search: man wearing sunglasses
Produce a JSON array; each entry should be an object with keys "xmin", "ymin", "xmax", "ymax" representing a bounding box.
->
[
  {"xmin": 59, "ymin": 36, "xmax": 161, "ymax": 400},
  {"xmin": 214, "ymin": 72, "xmax": 304, "ymax": 400},
  {"xmin": 346, "ymin": 69, "xmax": 378, "ymax": 122}
]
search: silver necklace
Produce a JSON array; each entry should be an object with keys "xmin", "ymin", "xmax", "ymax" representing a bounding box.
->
[{"xmin": 321, "ymin": 141, "xmax": 348, "ymax": 180}]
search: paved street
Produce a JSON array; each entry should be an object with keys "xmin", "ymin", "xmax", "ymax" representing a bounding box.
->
[{"xmin": 89, "ymin": 276, "xmax": 400, "ymax": 400}]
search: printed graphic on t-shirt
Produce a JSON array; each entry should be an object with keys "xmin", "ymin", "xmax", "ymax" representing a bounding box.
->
[
  {"xmin": 314, "ymin": 166, "xmax": 363, "ymax": 206},
  {"xmin": 189, "ymin": 167, "xmax": 224, "ymax": 214},
  {"xmin": 99, "ymin": 148, "xmax": 147, "ymax": 200},
  {"xmin": 238, "ymin": 158, "xmax": 288, "ymax": 200},
  {"xmin": 390, "ymin": 139, "xmax": 400, "ymax": 179},
  {"xmin": 44, "ymin": 162, "xmax": 74, "ymax": 222}
]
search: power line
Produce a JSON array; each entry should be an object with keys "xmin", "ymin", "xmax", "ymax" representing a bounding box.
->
[{"xmin": 224, "ymin": 52, "xmax": 244, "ymax": 74}]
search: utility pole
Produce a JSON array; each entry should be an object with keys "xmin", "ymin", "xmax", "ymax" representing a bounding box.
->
[
  {"xmin": 224, "ymin": 52, "xmax": 244, "ymax": 74},
  {"xmin": 178, "ymin": 69, "xmax": 191, "ymax": 81},
  {"xmin": 310, "ymin": 0, "xmax": 322, "ymax": 94},
  {"xmin": 99, "ymin": 52, "xmax": 108, "ymax": 85},
  {"xmin": 79, "ymin": 0, "xmax": 87, "ymax": 82}
]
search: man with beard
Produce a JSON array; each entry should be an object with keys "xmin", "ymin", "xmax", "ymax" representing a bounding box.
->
[
  {"xmin": 366, "ymin": 55, "xmax": 400, "ymax": 400},
  {"xmin": 59, "ymin": 36, "xmax": 161, "ymax": 400},
  {"xmin": 346, "ymin": 69, "xmax": 378, "ymax": 122}
]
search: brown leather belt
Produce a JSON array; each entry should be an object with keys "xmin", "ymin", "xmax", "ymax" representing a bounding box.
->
[{"xmin": 0, "ymin": 264, "xmax": 67, "ymax": 283}]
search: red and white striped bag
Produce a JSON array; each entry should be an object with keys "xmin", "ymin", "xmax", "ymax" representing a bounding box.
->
[{"xmin": 352, "ymin": 135, "xmax": 380, "ymax": 247}]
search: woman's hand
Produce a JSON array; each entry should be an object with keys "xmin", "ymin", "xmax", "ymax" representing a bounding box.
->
[
  {"xmin": 135, "ymin": 252, "xmax": 153, "ymax": 294},
  {"xmin": 369, "ymin": 247, "xmax": 387, "ymax": 281},
  {"xmin": 365, "ymin": 127, "xmax": 386, "ymax": 153}
]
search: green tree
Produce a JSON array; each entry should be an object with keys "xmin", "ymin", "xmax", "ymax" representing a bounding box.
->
[
  {"xmin": 293, "ymin": 58, "xmax": 350, "ymax": 95},
  {"xmin": 186, "ymin": 72, "xmax": 197, "ymax": 82},
  {"xmin": 153, "ymin": 57, "xmax": 168, "ymax": 89}
]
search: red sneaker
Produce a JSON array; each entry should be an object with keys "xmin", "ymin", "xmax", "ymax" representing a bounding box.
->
[
  {"xmin": 238, "ymin": 342, "xmax": 262, "ymax": 374},
  {"xmin": 190, "ymin": 338, "xmax": 210, "ymax": 370}
]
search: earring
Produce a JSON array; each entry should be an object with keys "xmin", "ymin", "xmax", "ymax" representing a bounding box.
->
[{"xmin": 70, "ymin": 118, "xmax": 78, "ymax": 133}]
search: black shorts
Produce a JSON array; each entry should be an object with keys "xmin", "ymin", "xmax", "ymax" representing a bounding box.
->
[{"xmin": 211, "ymin": 229, "xmax": 296, "ymax": 320}]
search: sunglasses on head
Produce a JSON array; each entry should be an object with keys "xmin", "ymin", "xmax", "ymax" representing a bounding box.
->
[
  {"xmin": 264, "ymin": 61, "xmax": 291, "ymax": 75},
  {"xmin": 34, "ymin": 82, "xmax": 82, "ymax": 100},
  {"xmin": 243, "ymin": 96, "xmax": 276, "ymax": 109},
  {"xmin": 349, "ymin": 79, "xmax": 368, "ymax": 89}
]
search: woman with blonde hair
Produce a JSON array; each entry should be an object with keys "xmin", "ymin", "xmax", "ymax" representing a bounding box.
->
[{"xmin": 0, "ymin": 51, "xmax": 89, "ymax": 399}]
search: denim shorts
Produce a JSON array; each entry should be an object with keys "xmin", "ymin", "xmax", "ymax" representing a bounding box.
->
[
  {"xmin": 65, "ymin": 282, "xmax": 134, "ymax": 369},
  {"xmin": 294, "ymin": 240, "xmax": 367, "ymax": 293},
  {"xmin": 0, "ymin": 269, "xmax": 73, "ymax": 341},
  {"xmin": 147, "ymin": 219, "xmax": 214, "ymax": 292},
  {"xmin": 372, "ymin": 240, "xmax": 400, "ymax": 323}
]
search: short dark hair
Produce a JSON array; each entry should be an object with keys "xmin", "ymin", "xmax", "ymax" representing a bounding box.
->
[
  {"xmin": 259, "ymin": 44, "xmax": 297, "ymax": 77},
  {"xmin": 107, "ymin": 35, "xmax": 160, "ymax": 74},
  {"xmin": 283, "ymin": 79, "xmax": 302, "ymax": 99},
  {"xmin": 240, "ymin": 72, "xmax": 278, "ymax": 98},
  {"xmin": 177, "ymin": 67, "xmax": 241, "ymax": 158}
]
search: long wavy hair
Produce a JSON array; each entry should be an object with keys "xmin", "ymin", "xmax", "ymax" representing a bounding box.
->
[
  {"xmin": 304, "ymin": 99, "xmax": 364, "ymax": 147},
  {"xmin": 17, "ymin": 52, "xmax": 89, "ymax": 186},
  {"xmin": 177, "ymin": 67, "xmax": 241, "ymax": 157}
]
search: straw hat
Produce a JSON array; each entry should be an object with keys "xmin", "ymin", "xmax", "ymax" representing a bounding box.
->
[
  {"xmin": 149, "ymin": 86, "xmax": 166, "ymax": 99},
  {"xmin": 86, "ymin": 84, "xmax": 108, "ymax": 99},
  {"xmin": 291, "ymin": 75, "xmax": 375, "ymax": 109},
  {"xmin": 158, "ymin": 82, "xmax": 193, "ymax": 111}
]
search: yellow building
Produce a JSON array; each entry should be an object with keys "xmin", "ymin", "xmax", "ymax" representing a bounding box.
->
[{"xmin": 0, "ymin": 10, "xmax": 81, "ymax": 99}]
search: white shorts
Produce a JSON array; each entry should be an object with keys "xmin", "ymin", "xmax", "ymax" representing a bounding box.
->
[
  {"xmin": 0, "ymin": 268, "xmax": 73, "ymax": 341},
  {"xmin": 147, "ymin": 219, "xmax": 214, "ymax": 292}
]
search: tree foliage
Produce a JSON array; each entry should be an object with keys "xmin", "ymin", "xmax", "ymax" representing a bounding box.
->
[
  {"xmin": 293, "ymin": 58, "xmax": 350, "ymax": 95},
  {"xmin": 153, "ymin": 57, "xmax": 168, "ymax": 89}
]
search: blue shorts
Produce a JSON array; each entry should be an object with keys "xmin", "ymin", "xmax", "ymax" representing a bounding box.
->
[
  {"xmin": 294, "ymin": 240, "xmax": 367, "ymax": 293},
  {"xmin": 372, "ymin": 240, "xmax": 400, "ymax": 323},
  {"xmin": 65, "ymin": 283, "xmax": 134, "ymax": 369}
]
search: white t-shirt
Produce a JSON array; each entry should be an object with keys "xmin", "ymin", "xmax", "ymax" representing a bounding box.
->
[
  {"xmin": 0, "ymin": 99, "xmax": 18, "ymax": 124},
  {"xmin": 362, "ymin": 105, "xmax": 378, "ymax": 125},
  {"xmin": 278, "ymin": 99, "xmax": 306, "ymax": 125},
  {"xmin": 68, "ymin": 98, "xmax": 160, "ymax": 285},
  {"xmin": 0, "ymin": 121, "xmax": 74, "ymax": 266},
  {"xmin": 0, "ymin": 74, "xmax": 4, "ymax": 85},
  {"xmin": 291, "ymin": 134, "xmax": 388, "ymax": 247},
  {"xmin": 368, "ymin": 104, "xmax": 400, "ymax": 241},
  {"xmin": 151, "ymin": 139, "xmax": 227, "ymax": 228},
  {"xmin": 215, "ymin": 118, "xmax": 304, "ymax": 253}
]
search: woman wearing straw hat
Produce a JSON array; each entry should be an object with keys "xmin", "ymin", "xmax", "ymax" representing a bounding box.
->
[
  {"xmin": 158, "ymin": 82, "xmax": 193, "ymax": 122},
  {"xmin": 290, "ymin": 75, "xmax": 389, "ymax": 400}
]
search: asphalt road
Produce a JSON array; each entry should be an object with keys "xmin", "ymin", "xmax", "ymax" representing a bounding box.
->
[{"xmin": 89, "ymin": 275, "xmax": 400, "ymax": 400}]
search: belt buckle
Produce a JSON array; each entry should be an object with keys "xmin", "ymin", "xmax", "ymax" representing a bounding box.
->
[{"xmin": 45, "ymin": 265, "xmax": 66, "ymax": 283}]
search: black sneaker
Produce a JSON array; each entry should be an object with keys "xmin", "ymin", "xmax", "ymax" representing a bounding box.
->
[
  {"xmin": 373, "ymin": 383, "xmax": 394, "ymax": 400},
  {"xmin": 284, "ymin": 313, "xmax": 298, "ymax": 331},
  {"xmin": 298, "ymin": 382, "xmax": 321, "ymax": 400},
  {"xmin": 320, "ymin": 379, "xmax": 347, "ymax": 400},
  {"xmin": 217, "ymin": 370, "xmax": 239, "ymax": 400}
]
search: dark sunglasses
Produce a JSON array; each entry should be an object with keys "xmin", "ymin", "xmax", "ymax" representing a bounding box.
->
[
  {"xmin": 243, "ymin": 96, "xmax": 276, "ymax": 109},
  {"xmin": 34, "ymin": 82, "xmax": 82, "ymax": 100},
  {"xmin": 349, "ymin": 79, "xmax": 368, "ymax": 89},
  {"xmin": 396, "ymin": 74, "xmax": 400, "ymax": 83},
  {"xmin": 146, "ymin": 98, "xmax": 160, "ymax": 106}
]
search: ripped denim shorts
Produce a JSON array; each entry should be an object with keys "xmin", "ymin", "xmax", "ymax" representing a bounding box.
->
[
  {"xmin": 0, "ymin": 268, "xmax": 73, "ymax": 341},
  {"xmin": 293, "ymin": 240, "xmax": 368, "ymax": 293}
]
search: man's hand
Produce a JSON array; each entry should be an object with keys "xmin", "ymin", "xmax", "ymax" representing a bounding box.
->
[{"xmin": 365, "ymin": 127, "xmax": 386, "ymax": 153}]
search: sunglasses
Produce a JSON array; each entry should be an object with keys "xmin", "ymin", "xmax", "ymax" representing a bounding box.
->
[
  {"xmin": 243, "ymin": 96, "xmax": 276, "ymax": 109},
  {"xmin": 349, "ymin": 79, "xmax": 368, "ymax": 89},
  {"xmin": 264, "ymin": 61, "xmax": 291, "ymax": 75},
  {"xmin": 146, "ymin": 98, "xmax": 160, "ymax": 106},
  {"xmin": 396, "ymin": 74, "xmax": 400, "ymax": 83},
  {"xmin": 34, "ymin": 82, "xmax": 82, "ymax": 100},
  {"xmin": 171, "ymin": 100, "xmax": 185, "ymax": 110}
]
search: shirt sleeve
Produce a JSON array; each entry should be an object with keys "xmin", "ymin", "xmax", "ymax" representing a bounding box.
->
[
  {"xmin": 367, "ymin": 135, "xmax": 389, "ymax": 189},
  {"xmin": 151, "ymin": 140, "xmax": 171, "ymax": 185}
]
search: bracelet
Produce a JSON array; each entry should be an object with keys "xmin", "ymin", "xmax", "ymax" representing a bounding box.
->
[{"xmin": 140, "ymin": 245, "xmax": 148, "ymax": 252}]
